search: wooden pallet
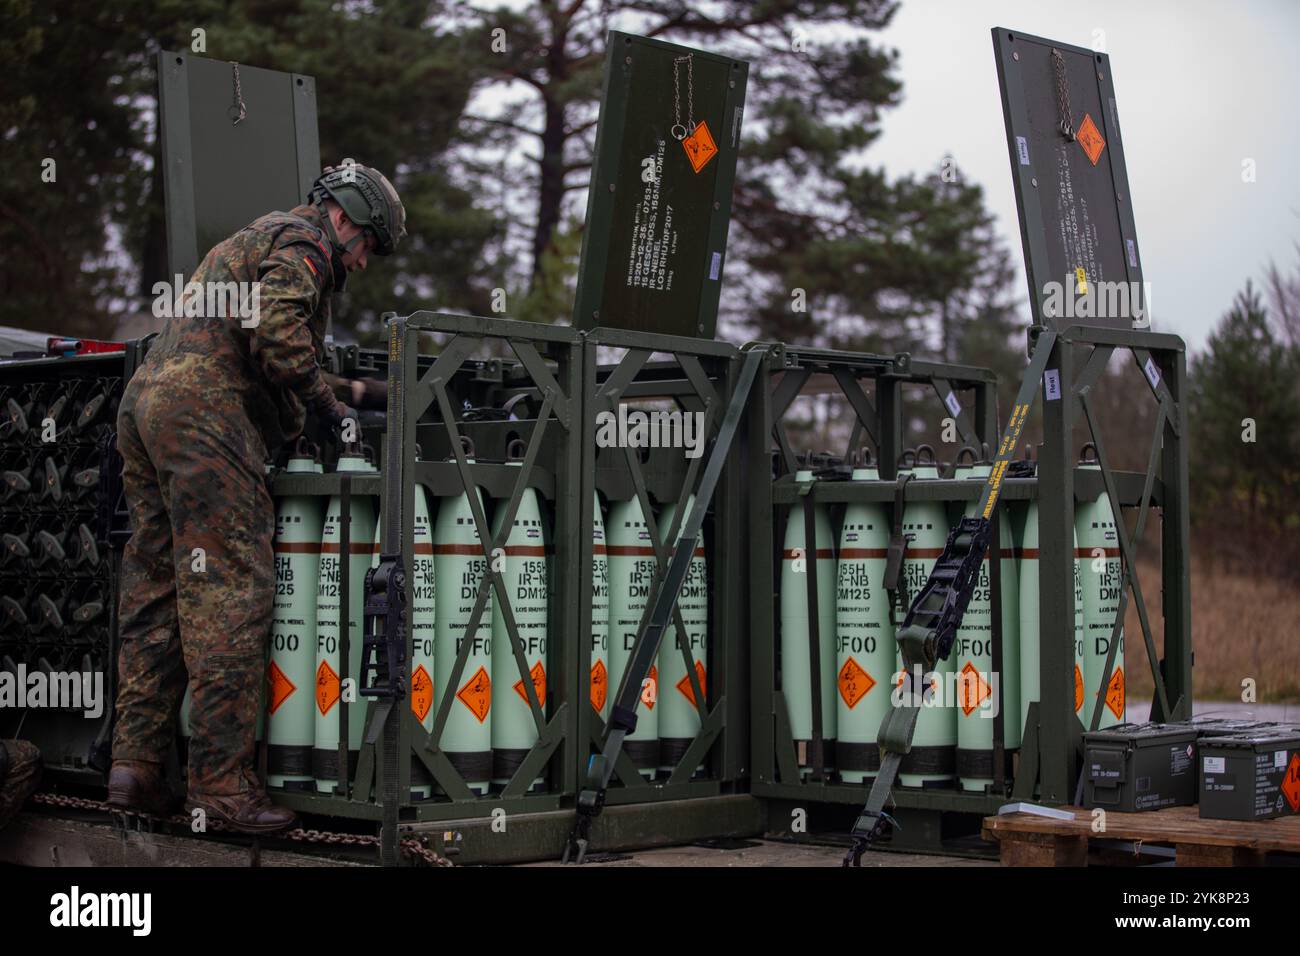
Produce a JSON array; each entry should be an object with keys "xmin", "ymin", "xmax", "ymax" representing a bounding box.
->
[{"xmin": 981, "ymin": 805, "xmax": 1300, "ymax": 866}]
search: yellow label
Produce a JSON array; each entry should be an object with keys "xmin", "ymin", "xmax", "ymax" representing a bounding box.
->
[{"xmin": 1075, "ymin": 267, "xmax": 1088, "ymax": 294}]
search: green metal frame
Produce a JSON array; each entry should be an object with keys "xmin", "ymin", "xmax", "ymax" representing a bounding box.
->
[
  {"xmin": 263, "ymin": 316, "xmax": 767, "ymax": 863},
  {"xmin": 577, "ymin": 328, "xmax": 749, "ymax": 804},
  {"xmin": 747, "ymin": 346, "xmax": 1012, "ymax": 826},
  {"xmin": 269, "ymin": 313, "xmax": 584, "ymax": 828},
  {"xmin": 1027, "ymin": 324, "xmax": 1191, "ymax": 804},
  {"xmin": 746, "ymin": 331, "xmax": 1193, "ymax": 843}
]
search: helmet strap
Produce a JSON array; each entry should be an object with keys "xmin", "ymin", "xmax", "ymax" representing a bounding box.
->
[{"xmin": 313, "ymin": 199, "xmax": 352, "ymax": 289}]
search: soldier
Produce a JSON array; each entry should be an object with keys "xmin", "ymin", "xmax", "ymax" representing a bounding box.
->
[
  {"xmin": 107, "ymin": 163, "xmax": 405, "ymax": 833},
  {"xmin": 0, "ymin": 740, "xmax": 42, "ymax": 831}
]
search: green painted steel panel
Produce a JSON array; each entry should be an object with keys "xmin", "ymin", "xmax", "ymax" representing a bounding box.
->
[
  {"xmin": 573, "ymin": 33, "xmax": 749, "ymax": 339},
  {"xmin": 158, "ymin": 51, "xmax": 321, "ymax": 281},
  {"xmin": 992, "ymin": 28, "xmax": 1148, "ymax": 330}
]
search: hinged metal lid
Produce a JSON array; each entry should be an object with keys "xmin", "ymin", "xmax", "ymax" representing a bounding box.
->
[{"xmin": 158, "ymin": 51, "xmax": 321, "ymax": 280}]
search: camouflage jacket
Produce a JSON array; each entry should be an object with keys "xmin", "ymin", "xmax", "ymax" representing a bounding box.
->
[{"xmin": 136, "ymin": 204, "xmax": 346, "ymax": 450}]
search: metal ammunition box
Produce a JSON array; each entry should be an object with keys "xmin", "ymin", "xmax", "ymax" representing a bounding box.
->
[
  {"xmin": 1198, "ymin": 732, "xmax": 1300, "ymax": 821},
  {"xmin": 1082, "ymin": 722, "xmax": 1199, "ymax": 812}
]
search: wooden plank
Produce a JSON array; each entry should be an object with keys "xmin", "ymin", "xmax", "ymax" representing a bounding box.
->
[
  {"xmin": 1175, "ymin": 844, "xmax": 1267, "ymax": 867},
  {"xmin": 0, "ymin": 814, "xmax": 370, "ymax": 868},
  {"xmin": 983, "ymin": 805, "xmax": 1300, "ymax": 854},
  {"xmin": 995, "ymin": 831, "xmax": 1088, "ymax": 867}
]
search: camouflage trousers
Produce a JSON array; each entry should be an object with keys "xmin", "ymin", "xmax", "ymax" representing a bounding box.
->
[
  {"xmin": 112, "ymin": 366, "xmax": 275, "ymax": 795},
  {"xmin": 0, "ymin": 740, "xmax": 42, "ymax": 830}
]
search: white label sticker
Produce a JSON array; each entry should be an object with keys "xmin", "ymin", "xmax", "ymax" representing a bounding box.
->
[
  {"xmin": 1277, "ymin": 750, "xmax": 1288, "ymax": 769},
  {"xmin": 709, "ymin": 251, "xmax": 722, "ymax": 281},
  {"xmin": 944, "ymin": 391, "xmax": 962, "ymax": 417},
  {"xmin": 1043, "ymin": 368, "xmax": 1062, "ymax": 401},
  {"xmin": 1143, "ymin": 356, "xmax": 1161, "ymax": 389},
  {"xmin": 1016, "ymin": 135, "xmax": 1030, "ymax": 166},
  {"xmin": 1125, "ymin": 238, "xmax": 1138, "ymax": 269},
  {"xmin": 1203, "ymin": 756, "xmax": 1225, "ymax": 774}
]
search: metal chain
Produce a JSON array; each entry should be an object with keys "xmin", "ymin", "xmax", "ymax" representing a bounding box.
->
[
  {"xmin": 1051, "ymin": 48, "xmax": 1075, "ymax": 141},
  {"xmin": 31, "ymin": 791, "xmax": 453, "ymax": 867},
  {"xmin": 671, "ymin": 54, "xmax": 695, "ymax": 140},
  {"xmin": 229, "ymin": 62, "xmax": 247, "ymax": 126}
]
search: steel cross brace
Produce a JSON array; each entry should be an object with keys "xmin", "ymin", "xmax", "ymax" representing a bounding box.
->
[{"xmin": 562, "ymin": 346, "xmax": 769, "ymax": 863}]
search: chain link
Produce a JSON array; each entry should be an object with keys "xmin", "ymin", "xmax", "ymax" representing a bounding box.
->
[
  {"xmin": 31, "ymin": 791, "xmax": 453, "ymax": 867},
  {"xmin": 671, "ymin": 54, "xmax": 695, "ymax": 140},
  {"xmin": 229, "ymin": 62, "xmax": 247, "ymax": 126},
  {"xmin": 1051, "ymin": 48, "xmax": 1075, "ymax": 141}
]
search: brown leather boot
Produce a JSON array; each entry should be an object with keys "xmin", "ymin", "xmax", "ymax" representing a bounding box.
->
[
  {"xmin": 185, "ymin": 786, "xmax": 298, "ymax": 835},
  {"xmin": 106, "ymin": 759, "xmax": 174, "ymax": 816}
]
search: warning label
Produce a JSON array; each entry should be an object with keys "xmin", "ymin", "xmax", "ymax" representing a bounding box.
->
[
  {"xmin": 675, "ymin": 660, "xmax": 708, "ymax": 707},
  {"xmin": 838, "ymin": 657, "xmax": 876, "ymax": 710},
  {"xmin": 513, "ymin": 661, "xmax": 548, "ymax": 708},
  {"xmin": 268, "ymin": 660, "xmax": 296, "ymax": 715},
  {"xmin": 958, "ymin": 662, "xmax": 991, "ymax": 716},
  {"xmin": 457, "ymin": 666, "xmax": 492, "ymax": 723},
  {"xmin": 410, "ymin": 664, "xmax": 433, "ymax": 723},
  {"xmin": 1074, "ymin": 664, "xmax": 1084, "ymax": 714},
  {"xmin": 1283, "ymin": 753, "xmax": 1300, "ymax": 813},
  {"xmin": 315, "ymin": 660, "xmax": 340, "ymax": 717},
  {"xmin": 1105, "ymin": 667, "xmax": 1125, "ymax": 719},
  {"xmin": 641, "ymin": 665, "xmax": 658, "ymax": 710},
  {"xmin": 590, "ymin": 659, "xmax": 608, "ymax": 713},
  {"xmin": 1077, "ymin": 113, "xmax": 1106, "ymax": 166},
  {"xmin": 626, "ymin": 141, "xmax": 676, "ymax": 292},
  {"xmin": 683, "ymin": 120, "xmax": 718, "ymax": 173}
]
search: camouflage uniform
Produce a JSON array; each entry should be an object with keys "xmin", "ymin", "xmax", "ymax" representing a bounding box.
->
[
  {"xmin": 112, "ymin": 203, "xmax": 348, "ymax": 796},
  {"xmin": 0, "ymin": 739, "xmax": 42, "ymax": 830}
]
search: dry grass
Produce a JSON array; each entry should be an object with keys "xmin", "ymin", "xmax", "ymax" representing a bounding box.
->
[{"xmin": 1123, "ymin": 553, "xmax": 1300, "ymax": 704}]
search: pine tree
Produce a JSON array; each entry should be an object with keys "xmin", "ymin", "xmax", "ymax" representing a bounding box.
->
[
  {"xmin": 1189, "ymin": 282, "xmax": 1300, "ymax": 525},
  {"xmin": 0, "ymin": 0, "xmax": 494, "ymax": 342}
]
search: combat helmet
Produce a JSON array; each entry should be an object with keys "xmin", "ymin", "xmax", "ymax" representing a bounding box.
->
[{"xmin": 308, "ymin": 160, "xmax": 407, "ymax": 258}]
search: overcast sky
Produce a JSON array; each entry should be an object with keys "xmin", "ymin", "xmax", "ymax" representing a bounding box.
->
[{"xmin": 866, "ymin": 0, "xmax": 1300, "ymax": 354}]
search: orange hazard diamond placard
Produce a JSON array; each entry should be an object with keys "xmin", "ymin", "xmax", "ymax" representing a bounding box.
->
[
  {"xmin": 1282, "ymin": 753, "xmax": 1300, "ymax": 813},
  {"xmin": 1105, "ymin": 667, "xmax": 1125, "ymax": 719},
  {"xmin": 683, "ymin": 120, "xmax": 718, "ymax": 173},
  {"xmin": 268, "ymin": 660, "xmax": 296, "ymax": 715},
  {"xmin": 590, "ymin": 659, "xmax": 608, "ymax": 713},
  {"xmin": 676, "ymin": 660, "xmax": 708, "ymax": 707},
  {"xmin": 457, "ymin": 666, "xmax": 492, "ymax": 723},
  {"xmin": 838, "ymin": 657, "xmax": 876, "ymax": 710},
  {"xmin": 1074, "ymin": 664, "xmax": 1084, "ymax": 714},
  {"xmin": 1077, "ymin": 113, "xmax": 1106, "ymax": 166},
  {"xmin": 514, "ymin": 661, "xmax": 547, "ymax": 708},
  {"xmin": 315, "ymin": 659, "xmax": 340, "ymax": 716},
  {"xmin": 958, "ymin": 661, "xmax": 992, "ymax": 716},
  {"xmin": 410, "ymin": 664, "xmax": 433, "ymax": 723},
  {"xmin": 641, "ymin": 665, "xmax": 658, "ymax": 710}
]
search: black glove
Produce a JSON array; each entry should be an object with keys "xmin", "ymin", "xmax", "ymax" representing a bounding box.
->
[
  {"xmin": 354, "ymin": 377, "xmax": 389, "ymax": 411},
  {"xmin": 315, "ymin": 398, "xmax": 358, "ymax": 429}
]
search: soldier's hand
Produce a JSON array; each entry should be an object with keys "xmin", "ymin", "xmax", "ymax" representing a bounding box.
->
[
  {"xmin": 350, "ymin": 377, "xmax": 389, "ymax": 410},
  {"xmin": 316, "ymin": 397, "xmax": 357, "ymax": 429}
]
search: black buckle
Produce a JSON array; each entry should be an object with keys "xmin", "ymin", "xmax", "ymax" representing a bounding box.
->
[
  {"xmin": 562, "ymin": 755, "xmax": 609, "ymax": 864},
  {"xmin": 842, "ymin": 811, "xmax": 900, "ymax": 867},
  {"xmin": 360, "ymin": 554, "xmax": 407, "ymax": 700}
]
